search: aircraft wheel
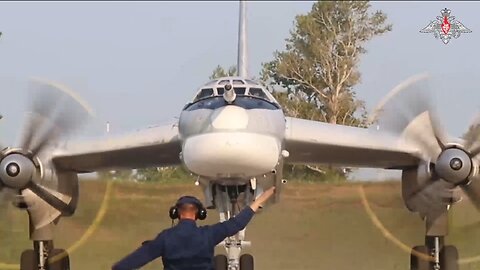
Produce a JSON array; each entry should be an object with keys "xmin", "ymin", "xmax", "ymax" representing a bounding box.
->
[
  {"xmin": 240, "ymin": 254, "xmax": 254, "ymax": 270},
  {"xmin": 410, "ymin": 246, "xmax": 430, "ymax": 270},
  {"xmin": 214, "ymin": 254, "xmax": 228, "ymax": 270},
  {"xmin": 48, "ymin": 249, "xmax": 70, "ymax": 270},
  {"xmin": 20, "ymin": 250, "xmax": 36, "ymax": 270},
  {"xmin": 440, "ymin": 245, "xmax": 459, "ymax": 270}
]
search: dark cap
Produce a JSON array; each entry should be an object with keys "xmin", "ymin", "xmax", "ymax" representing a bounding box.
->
[{"xmin": 176, "ymin": 196, "xmax": 202, "ymax": 207}]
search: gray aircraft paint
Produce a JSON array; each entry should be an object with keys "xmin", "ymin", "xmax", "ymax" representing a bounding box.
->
[
  {"xmin": 178, "ymin": 107, "xmax": 285, "ymax": 139},
  {"xmin": 178, "ymin": 77, "xmax": 286, "ymax": 179}
]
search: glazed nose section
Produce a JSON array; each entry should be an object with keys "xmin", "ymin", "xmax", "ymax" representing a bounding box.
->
[{"xmin": 211, "ymin": 105, "xmax": 248, "ymax": 130}]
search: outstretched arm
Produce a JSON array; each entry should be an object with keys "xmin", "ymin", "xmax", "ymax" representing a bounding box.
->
[
  {"xmin": 112, "ymin": 232, "xmax": 165, "ymax": 270},
  {"xmin": 210, "ymin": 187, "xmax": 275, "ymax": 245}
]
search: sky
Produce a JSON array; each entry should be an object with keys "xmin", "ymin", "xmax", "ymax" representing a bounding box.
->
[{"xmin": 0, "ymin": 1, "xmax": 479, "ymax": 180}]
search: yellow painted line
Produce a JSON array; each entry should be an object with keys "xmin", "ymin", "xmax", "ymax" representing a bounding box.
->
[
  {"xmin": 358, "ymin": 185, "xmax": 434, "ymax": 262},
  {"xmin": 0, "ymin": 263, "xmax": 18, "ymax": 269},
  {"xmin": 49, "ymin": 180, "xmax": 114, "ymax": 264},
  {"xmin": 0, "ymin": 181, "xmax": 113, "ymax": 269},
  {"xmin": 359, "ymin": 185, "xmax": 480, "ymax": 265}
]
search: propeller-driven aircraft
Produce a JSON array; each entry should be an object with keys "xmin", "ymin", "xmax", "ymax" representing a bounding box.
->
[{"xmin": 0, "ymin": 2, "xmax": 477, "ymax": 270}]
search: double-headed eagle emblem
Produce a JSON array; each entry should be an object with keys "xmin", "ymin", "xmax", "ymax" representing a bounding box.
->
[{"xmin": 420, "ymin": 8, "xmax": 471, "ymax": 44}]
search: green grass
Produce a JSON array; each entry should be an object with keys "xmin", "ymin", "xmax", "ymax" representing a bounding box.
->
[{"xmin": 2, "ymin": 180, "xmax": 480, "ymax": 270}]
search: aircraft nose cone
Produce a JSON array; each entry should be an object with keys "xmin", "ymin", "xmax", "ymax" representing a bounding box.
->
[{"xmin": 211, "ymin": 106, "xmax": 248, "ymax": 130}]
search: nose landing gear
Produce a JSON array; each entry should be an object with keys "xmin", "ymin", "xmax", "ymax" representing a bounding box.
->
[{"xmin": 213, "ymin": 183, "xmax": 256, "ymax": 270}]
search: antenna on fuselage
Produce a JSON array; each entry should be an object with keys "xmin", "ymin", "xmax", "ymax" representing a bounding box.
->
[{"xmin": 237, "ymin": 0, "xmax": 248, "ymax": 78}]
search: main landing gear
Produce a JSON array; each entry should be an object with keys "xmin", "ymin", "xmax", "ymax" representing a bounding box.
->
[
  {"xmin": 410, "ymin": 236, "xmax": 458, "ymax": 270},
  {"xmin": 410, "ymin": 213, "xmax": 458, "ymax": 270},
  {"xmin": 20, "ymin": 240, "xmax": 70, "ymax": 270}
]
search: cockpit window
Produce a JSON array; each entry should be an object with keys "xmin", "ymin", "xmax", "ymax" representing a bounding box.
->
[
  {"xmin": 185, "ymin": 96, "xmax": 280, "ymax": 111},
  {"xmin": 234, "ymin": 87, "xmax": 246, "ymax": 95},
  {"xmin": 219, "ymin": 80, "xmax": 230, "ymax": 85},
  {"xmin": 245, "ymin": 79, "xmax": 257, "ymax": 85},
  {"xmin": 194, "ymin": 88, "xmax": 214, "ymax": 101},
  {"xmin": 249, "ymin": 87, "xmax": 268, "ymax": 99},
  {"xmin": 216, "ymin": 87, "xmax": 245, "ymax": 96},
  {"xmin": 190, "ymin": 77, "xmax": 279, "ymax": 106},
  {"xmin": 233, "ymin": 79, "xmax": 245, "ymax": 85}
]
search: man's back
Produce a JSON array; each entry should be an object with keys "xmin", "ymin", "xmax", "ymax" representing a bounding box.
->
[
  {"xmin": 111, "ymin": 187, "xmax": 275, "ymax": 270},
  {"xmin": 162, "ymin": 220, "xmax": 213, "ymax": 270}
]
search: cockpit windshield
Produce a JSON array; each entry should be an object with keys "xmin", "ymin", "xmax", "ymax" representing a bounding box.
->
[
  {"xmin": 185, "ymin": 96, "xmax": 279, "ymax": 111},
  {"xmin": 248, "ymin": 88, "xmax": 268, "ymax": 99},
  {"xmin": 192, "ymin": 77, "xmax": 277, "ymax": 104},
  {"xmin": 194, "ymin": 88, "xmax": 214, "ymax": 100},
  {"xmin": 234, "ymin": 87, "xmax": 246, "ymax": 95}
]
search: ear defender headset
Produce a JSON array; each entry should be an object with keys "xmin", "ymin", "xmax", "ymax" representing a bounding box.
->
[{"xmin": 169, "ymin": 196, "xmax": 207, "ymax": 221}]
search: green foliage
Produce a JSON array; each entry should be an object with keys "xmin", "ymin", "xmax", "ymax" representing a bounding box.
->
[
  {"xmin": 271, "ymin": 91, "xmax": 324, "ymax": 121},
  {"xmin": 284, "ymin": 165, "xmax": 350, "ymax": 183},
  {"xmin": 261, "ymin": 1, "xmax": 391, "ymax": 181},
  {"xmin": 262, "ymin": 0, "xmax": 391, "ymax": 126},
  {"xmin": 134, "ymin": 166, "xmax": 192, "ymax": 183},
  {"xmin": 97, "ymin": 169, "xmax": 132, "ymax": 180},
  {"xmin": 210, "ymin": 65, "xmax": 237, "ymax": 79}
]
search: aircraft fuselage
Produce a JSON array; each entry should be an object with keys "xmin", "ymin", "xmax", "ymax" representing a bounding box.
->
[{"xmin": 178, "ymin": 95, "xmax": 285, "ymax": 181}]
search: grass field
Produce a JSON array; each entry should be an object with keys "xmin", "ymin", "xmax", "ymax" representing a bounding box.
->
[{"xmin": 2, "ymin": 180, "xmax": 480, "ymax": 270}]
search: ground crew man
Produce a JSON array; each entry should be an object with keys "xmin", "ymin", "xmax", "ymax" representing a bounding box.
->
[{"xmin": 111, "ymin": 186, "xmax": 276, "ymax": 270}]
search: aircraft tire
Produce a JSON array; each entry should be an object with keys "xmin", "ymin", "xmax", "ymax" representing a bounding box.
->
[
  {"xmin": 48, "ymin": 249, "xmax": 70, "ymax": 270},
  {"xmin": 20, "ymin": 250, "xmax": 36, "ymax": 270},
  {"xmin": 214, "ymin": 254, "xmax": 228, "ymax": 270},
  {"xmin": 410, "ymin": 246, "xmax": 430, "ymax": 270},
  {"xmin": 239, "ymin": 254, "xmax": 254, "ymax": 270},
  {"xmin": 440, "ymin": 245, "xmax": 458, "ymax": 270}
]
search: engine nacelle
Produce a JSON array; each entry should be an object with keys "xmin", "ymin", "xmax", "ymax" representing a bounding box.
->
[
  {"xmin": 401, "ymin": 160, "xmax": 464, "ymax": 220},
  {"xmin": 401, "ymin": 161, "xmax": 432, "ymax": 213}
]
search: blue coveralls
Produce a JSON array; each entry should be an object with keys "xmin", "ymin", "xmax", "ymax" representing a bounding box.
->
[{"xmin": 112, "ymin": 206, "xmax": 255, "ymax": 270}]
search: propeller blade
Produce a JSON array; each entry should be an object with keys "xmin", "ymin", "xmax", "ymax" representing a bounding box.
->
[
  {"xmin": 371, "ymin": 74, "xmax": 432, "ymax": 134},
  {"xmin": 401, "ymin": 111, "xmax": 444, "ymax": 162},
  {"xmin": 20, "ymin": 83, "xmax": 60, "ymax": 151},
  {"xmin": 462, "ymin": 113, "xmax": 480, "ymax": 151},
  {"xmin": 26, "ymin": 182, "xmax": 74, "ymax": 215},
  {"xmin": 371, "ymin": 73, "xmax": 448, "ymax": 161},
  {"xmin": 467, "ymin": 116, "xmax": 480, "ymax": 155},
  {"xmin": 20, "ymin": 188, "xmax": 62, "ymax": 229},
  {"xmin": 462, "ymin": 175, "xmax": 480, "ymax": 210},
  {"xmin": 428, "ymin": 110, "xmax": 448, "ymax": 151},
  {"xmin": 470, "ymin": 145, "xmax": 480, "ymax": 158},
  {"xmin": 20, "ymin": 78, "xmax": 94, "ymax": 156}
]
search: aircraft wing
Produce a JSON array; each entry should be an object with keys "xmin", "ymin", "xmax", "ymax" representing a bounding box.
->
[
  {"xmin": 51, "ymin": 123, "xmax": 182, "ymax": 173},
  {"xmin": 284, "ymin": 117, "xmax": 421, "ymax": 169}
]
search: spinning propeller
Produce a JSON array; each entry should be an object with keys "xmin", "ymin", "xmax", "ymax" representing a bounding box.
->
[
  {"xmin": 373, "ymin": 74, "xmax": 480, "ymax": 215},
  {"xmin": 0, "ymin": 78, "xmax": 92, "ymax": 220}
]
